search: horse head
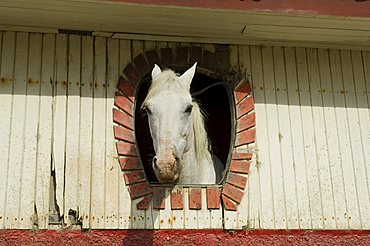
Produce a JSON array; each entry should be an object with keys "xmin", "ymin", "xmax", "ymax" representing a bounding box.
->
[{"xmin": 142, "ymin": 63, "xmax": 197, "ymax": 183}]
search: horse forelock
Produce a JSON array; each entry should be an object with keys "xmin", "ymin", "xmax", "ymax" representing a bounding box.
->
[{"xmin": 143, "ymin": 70, "xmax": 188, "ymax": 105}]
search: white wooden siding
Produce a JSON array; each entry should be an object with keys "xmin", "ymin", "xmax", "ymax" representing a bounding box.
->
[{"xmin": 0, "ymin": 31, "xmax": 369, "ymax": 230}]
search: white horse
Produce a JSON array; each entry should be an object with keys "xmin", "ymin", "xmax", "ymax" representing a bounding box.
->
[{"xmin": 141, "ymin": 63, "xmax": 223, "ymax": 184}]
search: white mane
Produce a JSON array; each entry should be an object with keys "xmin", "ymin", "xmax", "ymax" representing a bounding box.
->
[{"xmin": 143, "ymin": 69, "xmax": 212, "ymax": 166}]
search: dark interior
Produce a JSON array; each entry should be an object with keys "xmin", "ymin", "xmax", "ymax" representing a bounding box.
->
[{"xmin": 134, "ymin": 70, "xmax": 232, "ymax": 184}]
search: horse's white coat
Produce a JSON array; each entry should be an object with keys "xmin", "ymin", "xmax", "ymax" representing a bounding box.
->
[{"xmin": 143, "ymin": 63, "xmax": 220, "ymax": 184}]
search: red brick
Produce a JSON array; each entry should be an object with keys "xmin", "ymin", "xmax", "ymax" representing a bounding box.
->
[
  {"xmin": 226, "ymin": 173, "xmax": 247, "ymax": 189},
  {"xmin": 232, "ymin": 152, "xmax": 253, "ymax": 160},
  {"xmin": 145, "ymin": 50, "xmax": 160, "ymax": 69},
  {"xmin": 114, "ymin": 94, "xmax": 134, "ymax": 117},
  {"xmin": 136, "ymin": 194, "xmax": 152, "ymax": 210},
  {"xmin": 222, "ymin": 194, "xmax": 237, "ymax": 211},
  {"xmin": 190, "ymin": 46, "xmax": 202, "ymax": 65},
  {"xmin": 113, "ymin": 109, "xmax": 133, "ymax": 130},
  {"xmin": 234, "ymin": 80, "xmax": 252, "ymax": 104},
  {"xmin": 206, "ymin": 187, "xmax": 220, "ymax": 209},
  {"xmin": 153, "ymin": 187, "xmax": 165, "ymax": 209},
  {"xmin": 176, "ymin": 47, "xmax": 189, "ymax": 65},
  {"xmin": 114, "ymin": 125, "xmax": 135, "ymax": 143},
  {"xmin": 128, "ymin": 182, "xmax": 153, "ymax": 200},
  {"xmin": 189, "ymin": 188, "xmax": 202, "ymax": 210},
  {"xmin": 222, "ymin": 183, "xmax": 244, "ymax": 204},
  {"xmin": 236, "ymin": 96, "xmax": 254, "ymax": 119},
  {"xmin": 133, "ymin": 54, "xmax": 150, "ymax": 76},
  {"xmin": 160, "ymin": 48, "xmax": 173, "ymax": 67},
  {"xmin": 237, "ymin": 112, "xmax": 256, "ymax": 133},
  {"xmin": 122, "ymin": 63, "xmax": 139, "ymax": 87},
  {"xmin": 171, "ymin": 189, "xmax": 183, "ymax": 210},
  {"xmin": 235, "ymin": 128, "xmax": 256, "ymax": 147},
  {"xmin": 123, "ymin": 170, "xmax": 146, "ymax": 185},
  {"xmin": 118, "ymin": 76, "xmax": 136, "ymax": 102},
  {"xmin": 116, "ymin": 142, "xmax": 139, "ymax": 157},
  {"xmin": 229, "ymin": 160, "xmax": 250, "ymax": 174},
  {"xmin": 119, "ymin": 157, "xmax": 142, "ymax": 171},
  {"xmin": 202, "ymin": 50, "xmax": 216, "ymax": 71}
]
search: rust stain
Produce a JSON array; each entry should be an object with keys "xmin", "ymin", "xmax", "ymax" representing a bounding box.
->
[
  {"xmin": 160, "ymin": 219, "xmax": 163, "ymax": 224},
  {"xmin": 168, "ymin": 218, "xmax": 171, "ymax": 224}
]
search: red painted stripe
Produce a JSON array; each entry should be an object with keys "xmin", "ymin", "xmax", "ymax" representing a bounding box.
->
[
  {"xmin": 0, "ymin": 229, "xmax": 369, "ymax": 245},
  {"xmin": 107, "ymin": 0, "xmax": 370, "ymax": 18}
]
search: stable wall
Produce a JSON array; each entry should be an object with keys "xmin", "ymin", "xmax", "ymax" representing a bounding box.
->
[{"xmin": 0, "ymin": 31, "xmax": 369, "ymax": 230}]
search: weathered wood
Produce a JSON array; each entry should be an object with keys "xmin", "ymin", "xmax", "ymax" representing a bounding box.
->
[
  {"xmin": 273, "ymin": 46, "xmax": 299, "ymax": 229},
  {"xmin": 35, "ymin": 34, "xmax": 55, "ymax": 229},
  {"xmin": 296, "ymin": 48, "xmax": 324, "ymax": 229},
  {"xmin": 19, "ymin": 33, "xmax": 42, "ymax": 229},
  {"xmin": 53, "ymin": 34, "xmax": 68, "ymax": 226},
  {"xmin": 105, "ymin": 38, "xmax": 120, "ymax": 229},
  {"xmin": 5, "ymin": 32, "xmax": 29, "ymax": 229},
  {"xmin": 90, "ymin": 37, "xmax": 107, "ymax": 229},
  {"xmin": 79, "ymin": 35, "xmax": 94, "ymax": 229},
  {"xmin": 0, "ymin": 31, "xmax": 15, "ymax": 229},
  {"xmin": 118, "ymin": 39, "xmax": 132, "ymax": 229},
  {"xmin": 341, "ymin": 50, "xmax": 369, "ymax": 229},
  {"xmin": 317, "ymin": 48, "xmax": 347, "ymax": 229},
  {"xmin": 64, "ymin": 34, "xmax": 81, "ymax": 227},
  {"xmin": 284, "ymin": 47, "xmax": 311, "ymax": 229}
]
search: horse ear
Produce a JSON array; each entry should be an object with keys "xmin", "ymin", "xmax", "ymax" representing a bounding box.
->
[
  {"xmin": 152, "ymin": 64, "xmax": 162, "ymax": 80},
  {"xmin": 180, "ymin": 62, "xmax": 197, "ymax": 90}
]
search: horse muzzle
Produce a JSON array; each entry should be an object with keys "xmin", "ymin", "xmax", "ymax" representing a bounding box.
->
[{"xmin": 153, "ymin": 156, "xmax": 180, "ymax": 183}]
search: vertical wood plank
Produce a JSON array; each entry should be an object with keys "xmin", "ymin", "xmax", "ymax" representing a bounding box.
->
[
  {"xmin": 262, "ymin": 46, "xmax": 286, "ymax": 229},
  {"xmin": 105, "ymin": 38, "xmax": 120, "ymax": 229},
  {"xmin": 184, "ymin": 188, "xmax": 197, "ymax": 229},
  {"xmin": 90, "ymin": 37, "xmax": 107, "ymax": 229},
  {"xmin": 79, "ymin": 35, "xmax": 94, "ymax": 229},
  {"xmin": 240, "ymin": 45, "xmax": 260, "ymax": 229},
  {"xmin": 361, "ymin": 51, "xmax": 370, "ymax": 204},
  {"xmin": 317, "ymin": 49, "xmax": 348, "ymax": 229},
  {"xmin": 143, "ymin": 40, "xmax": 157, "ymax": 229},
  {"xmin": 118, "ymin": 39, "xmax": 132, "ymax": 229},
  {"xmin": 171, "ymin": 188, "xmax": 185, "ymax": 229},
  {"xmin": 5, "ymin": 32, "xmax": 29, "ymax": 228},
  {"xmin": 35, "ymin": 34, "xmax": 55, "ymax": 229},
  {"xmin": 0, "ymin": 31, "xmax": 14, "ymax": 229},
  {"xmin": 296, "ymin": 48, "xmax": 324, "ymax": 229},
  {"xmin": 351, "ymin": 52, "xmax": 370, "ymax": 220},
  {"xmin": 53, "ymin": 34, "xmax": 68, "ymax": 222},
  {"xmin": 235, "ymin": 45, "xmax": 250, "ymax": 230},
  {"xmin": 196, "ymin": 188, "xmax": 210, "ymax": 228},
  {"xmin": 19, "ymin": 33, "xmax": 42, "ymax": 229},
  {"xmin": 307, "ymin": 48, "xmax": 336, "ymax": 229},
  {"xmin": 224, "ymin": 44, "xmax": 239, "ymax": 230},
  {"xmin": 328, "ymin": 49, "xmax": 357, "ymax": 229},
  {"xmin": 159, "ymin": 188, "xmax": 172, "ymax": 229},
  {"xmin": 130, "ymin": 40, "xmax": 146, "ymax": 229},
  {"xmin": 284, "ymin": 47, "xmax": 311, "ymax": 229},
  {"xmin": 340, "ymin": 50, "xmax": 366, "ymax": 229},
  {"xmin": 273, "ymin": 46, "xmax": 299, "ymax": 229},
  {"xmin": 64, "ymin": 35, "xmax": 81, "ymax": 227},
  {"xmin": 250, "ymin": 45, "xmax": 274, "ymax": 229}
]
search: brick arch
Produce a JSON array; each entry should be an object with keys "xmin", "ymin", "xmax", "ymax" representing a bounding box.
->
[{"xmin": 113, "ymin": 46, "xmax": 255, "ymax": 211}]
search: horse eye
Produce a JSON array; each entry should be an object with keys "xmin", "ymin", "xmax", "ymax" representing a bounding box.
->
[
  {"xmin": 142, "ymin": 106, "xmax": 152, "ymax": 115},
  {"xmin": 185, "ymin": 105, "xmax": 193, "ymax": 114}
]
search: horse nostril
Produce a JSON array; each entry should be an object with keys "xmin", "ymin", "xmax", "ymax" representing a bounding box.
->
[
  {"xmin": 175, "ymin": 157, "xmax": 180, "ymax": 164},
  {"xmin": 153, "ymin": 157, "xmax": 158, "ymax": 167}
]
